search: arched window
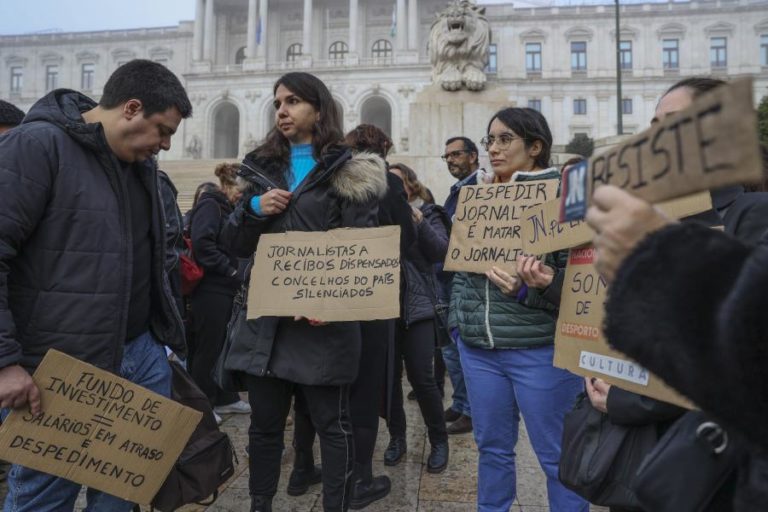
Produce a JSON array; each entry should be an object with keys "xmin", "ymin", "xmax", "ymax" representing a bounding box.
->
[
  {"xmin": 360, "ymin": 96, "xmax": 392, "ymax": 137},
  {"xmin": 213, "ymin": 102, "xmax": 240, "ymax": 159},
  {"xmin": 235, "ymin": 46, "xmax": 246, "ymax": 64},
  {"xmin": 329, "ymin": 41, "xmax": 349, "ymax": 61},
  {"xmin": 371, "ymin": 39, "xmax": 393, "ymax": 59},
  {"xmin": 286, "ymin": 43, "xmax": 303, "ymax": 62}
]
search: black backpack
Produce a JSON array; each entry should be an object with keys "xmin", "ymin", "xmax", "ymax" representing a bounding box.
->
[{"xmin": 146, "ymin": 361, "xmax": 237, "ymax": 511}]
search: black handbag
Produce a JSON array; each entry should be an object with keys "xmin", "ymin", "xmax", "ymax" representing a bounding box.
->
[
  {"xmin": 212, "ymin": 261, "xmax": 251, "ymax": 393},
  {"xmin": 559, "ymin": 393, "xmax": 657, "ymax": 510},
  {"xmin": 632, "ymin": 411, "xmax": 744, "ymax": 512}
]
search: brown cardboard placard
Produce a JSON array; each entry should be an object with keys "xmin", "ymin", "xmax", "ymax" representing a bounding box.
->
[
  {"xmin": 522, "ymin": 192, "xmax": 713, "ymax": 255},
  {"xmin": 247, "ymin": 226, "xmax": 401, "ymax": 322},
  {"xmin": 559, "ymin": 78, "xmax": 761, "ymax": 219},
  {"xmin": 444, "ymin": 180, "xmax": 559, "ymax": 274},
  {"xmin": 0, "ymin": 350, "xmax": 202, "ymax": 505},
  {"xmin": 554, "ymin": 247, "xmax": 693, "ymax": 408}
]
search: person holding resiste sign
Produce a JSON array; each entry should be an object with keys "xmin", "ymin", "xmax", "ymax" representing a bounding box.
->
[
  {"xmin": 220, "ymin": 72, "xmax": 387, "ymax": 512},
  {"xmin": 584, "ymin": 79, "xmax": 768, "ymax": 511},
  {"xmin": 448, "ymin": 107, "xmax": 587, "ymax": 512}
]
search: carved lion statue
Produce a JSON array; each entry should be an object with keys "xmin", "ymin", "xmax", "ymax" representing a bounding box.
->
[{"xmin": 428, "ymin": 0, "xmax": 491, "ymax": 91}]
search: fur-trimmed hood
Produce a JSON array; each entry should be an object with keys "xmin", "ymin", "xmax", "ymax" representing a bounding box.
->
[
  {"xmin": 237, "ymin": 146, "xmax": 387, "ymax": 204},
  {"xmin": 331, "ymin": 151, "xmax": 388, "ymax": 203}
]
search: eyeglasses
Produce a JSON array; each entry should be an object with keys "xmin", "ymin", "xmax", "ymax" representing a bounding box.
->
[
  {"xmin": 480, "ymin": 133, "xmax": 524, "ymax": 151},
  {"xmin": 441, "ymin": 149, "xmax": 471, "ymax": 161}
]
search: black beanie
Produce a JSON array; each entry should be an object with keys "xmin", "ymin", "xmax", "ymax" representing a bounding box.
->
[{"xmin": 0, "ymin": 100, "xmax": 25, "ymax": 127}]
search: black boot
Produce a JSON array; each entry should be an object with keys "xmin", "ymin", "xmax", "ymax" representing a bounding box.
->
[
  {"xmin": 350, "ymin": 461, "xmax": 391, "ymax": 509},
  {"xmin": 427, "ymin": 442, "xmax": 449, "ymax": 474},
  {"xmin": 383, "ymin": 437, "xmax": 407, "ymax": 466},
  {"xmin": 250, "ymin": 495, "xmax": 273, "ymax": 512},
  {"xmin": 286, "ymin": 449, "xmax": 322, "ymax": 496}
]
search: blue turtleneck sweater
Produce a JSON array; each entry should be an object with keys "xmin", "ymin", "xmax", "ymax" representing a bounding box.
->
[{"xmin": 250, "ymin": 144, "xmax": 317, "ymax": 215}]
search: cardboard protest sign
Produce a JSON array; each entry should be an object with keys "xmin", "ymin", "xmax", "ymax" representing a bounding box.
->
[
  {"xmin": 0, "ymin": 350, "xmax": 201, "ymax": 504},
  {"xmin": 522, "ymin": 192, "xmax": 712, "ymax": 256},
  {"xmin": 560, "ymin": 78, "xmax": 762, "ymax": 220},
  {"xmin": 444, "ymin": 180, "xmax": 559, "ymax": 273},
  {"xmin": 554, "ymin": 247, "xmax": 692, "ymax": 408},
  {"xmin": 247, "ymin": 226, "xmax": 400, "ymax": 322}
]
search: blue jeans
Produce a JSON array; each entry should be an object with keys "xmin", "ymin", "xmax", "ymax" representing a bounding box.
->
[
  {"xmin": 441, "ymin": 340, "xmax": 471, "ymax": 417},
  {"xmin": 3, "ymin": 332, "xmax": 172, "ymax": 512},
  {"xmin": 458, "ymin": 341, "xmax": 587, "ymax": 512}
]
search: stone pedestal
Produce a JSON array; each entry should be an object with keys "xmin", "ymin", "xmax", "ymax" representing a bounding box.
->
[{"xmin": 401, "ymin": 84, "xmax": 513, "ymax": 201}]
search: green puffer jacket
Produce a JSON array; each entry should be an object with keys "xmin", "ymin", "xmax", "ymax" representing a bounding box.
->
[{"xmin": 448, "ymin": 167, "xmax": 567, "ymax": 350}]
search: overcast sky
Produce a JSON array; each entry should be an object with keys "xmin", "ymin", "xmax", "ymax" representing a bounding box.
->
[{"xmin": 0, "ymin": 0, "xmax": 671, "ymax": 35}]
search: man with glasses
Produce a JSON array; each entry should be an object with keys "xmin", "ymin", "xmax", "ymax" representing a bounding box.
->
[{"xmin": 437, "ymin": 136, "xmax": 485, "ymax": 435}]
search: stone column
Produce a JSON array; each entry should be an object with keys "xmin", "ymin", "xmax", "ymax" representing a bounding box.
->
[
  {"xmin": 303, "ymin": 0, "xmax": 313, "ymax": 56},
  {"xmin": 396, "ymin": 0, "xmax": 406, "ymax": 51},
  {"xmin": 193, "ymin": 0, "xmax": 204, "ymax": 61},
  {"xmin": 203, "ymin": 0, "xmax": 215, "ymax": 61},
  {"xmin": 257, "ymin": 0, "xmax": 268, "ymax": 59},
  {"xmin": 246, "ymin": 0, "xmax": 257, "ymax": 58},
  {"xmin": 408, "ymin": 0, "xmax": 418, "ymax": 51},
  {"xmin": 349, "ymin": 0, "xmax": 359, "ymax": 55}
]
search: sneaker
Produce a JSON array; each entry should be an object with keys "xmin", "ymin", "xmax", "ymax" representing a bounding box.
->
[
  {"xmin": 214, "ymin": 400, "xmax": 252, "ymax": 415},
  {"xmin": 214, "ymin": 412, "xmax": 223, "ymax": 426}
]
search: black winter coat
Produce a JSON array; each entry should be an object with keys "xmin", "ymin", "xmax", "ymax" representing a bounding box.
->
[
  {"xmin": 605, "ymin": 223, "xmax": 768, "ymax": 510},
  {"xmin": 190, "ymin": 189, "xmax": 240, "ymax": 295},
  {"xmin": 222, "ymin": 147, "xmax": 387, "ymax": 386},
  {"xmin": 0, "ymin": 90, "xmax": 185, "ymax": 372},
  {"xmin": 401, "ymin": 203, "xmax": 450, "ymax": 327}
]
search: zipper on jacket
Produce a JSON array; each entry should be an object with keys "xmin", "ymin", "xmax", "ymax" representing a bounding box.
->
[
  {"xmin": 240, "ymin": 162, "xmax": 282, "ymax": 191},
  {"xmin": 484, "ymin": 278, "xmax": 495, "ymax": 348}
]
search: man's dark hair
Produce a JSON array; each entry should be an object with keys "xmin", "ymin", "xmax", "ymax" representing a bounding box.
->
[
  {"xmin": 445, "ymin": 136, "xmax": 478, "ymax": 156},
  {"xmin": 665, "ymin": 77, "xmax": 727, "ymax": 99},
  {"xmin": 100, "ymin": 59, "xmax": 192, "ymax": 118},
  {"xmin": 0, "ymin": 100, "xmax": 25, "ymax": 127},
  {"xmin": 487, "ymin": 107, "xmax": 552, "ymax": 170}
]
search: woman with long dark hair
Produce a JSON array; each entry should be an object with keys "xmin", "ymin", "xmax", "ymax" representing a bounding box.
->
[
  {"xmin": 449, "ymin": 108, "xmax": 587, "ymax": 511},
  {"xmin": 383, "ymin": 162, "xmax": 451, "ymax": 474},
  {"xmin": 221, "ymin": 72, "xmax": 387, "ymax": 512}
]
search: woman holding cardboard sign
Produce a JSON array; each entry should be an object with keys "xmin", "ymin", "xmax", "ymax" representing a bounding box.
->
[
  {"xmin": 448, "ymin": 107, "xmax": 587, "ymax": 512},
  {"xmin": 220, "ymin": 72, "xmax": 387, "ymax": 512}
]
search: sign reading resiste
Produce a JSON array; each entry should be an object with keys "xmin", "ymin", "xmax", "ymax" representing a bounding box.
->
[
  {"xmin": 444, "ymin": 180, "xmax": 559, "ymax": 274},
  {"xmin": 561, "ymin": 78, "xmax": 762, "ymax": 221},
  {"xmin": 248, "ymin": 226, "xmax": 401, "ymax": 322},
  {"xmin": 554, "ymin": 247, "xmax": 692, "ymax": 408},
  {"xmin": 522, "ymin": 191, "xmax": 713, "ymax": 256},
  {"xmin": 0, "ymin": 350, "xmax": 201, "ymax": 505}
]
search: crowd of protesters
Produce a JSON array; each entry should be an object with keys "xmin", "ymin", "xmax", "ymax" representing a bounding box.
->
[{"xmin": 0, "ymin": 60, "xmax": 766, "ymax": 512}]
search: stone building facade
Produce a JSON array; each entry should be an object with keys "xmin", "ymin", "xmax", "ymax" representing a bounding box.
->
[{"xmin": 2, "ymin": 0, "xmax": 767, "ymax": 162}]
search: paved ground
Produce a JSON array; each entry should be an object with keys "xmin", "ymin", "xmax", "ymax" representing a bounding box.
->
[{"xmin": 1, "ymin": 382, "xmax": 606, "ymax": 511}]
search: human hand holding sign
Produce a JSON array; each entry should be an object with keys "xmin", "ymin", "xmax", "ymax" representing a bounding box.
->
[
  {"xmin": 585, "ymin": 377, "xmax": 611, "ymax": 414},
  {"xmin": 486, "ymin": 266, "xmax": 522, "ymax": 296},
  {"xmin": 0, "ymin": 364, "xmax": 41, "ymax": 415},
  {"xmin": 585, "ymin": 186, "xmax": 673, "ymax": 284},
  {"xmin": 294, "ymin": 316, "xmax": 328, "ymax": 326},
  {"xmin": 259, "ymin": 189, "xmax": 292, "ymax": 216},
  {"xmin": 516, "ymin": 255, "xmax": 555, "ymax": 288}
]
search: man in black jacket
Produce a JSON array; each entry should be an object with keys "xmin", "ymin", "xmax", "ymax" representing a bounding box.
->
[{"xmin": 0, "ymin": 59, "xmax": 191, "ymax": 511}]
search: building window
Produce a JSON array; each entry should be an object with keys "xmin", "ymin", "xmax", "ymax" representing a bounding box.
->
[
  {"xmin": 235, "ymin": 46, "xmax": 246, "ymax": 64},
  {"xmin": 528, "ymin": 99, "xmax": 542, "ymax": 112},
  {"xmin": 620, "ymin": 41, "xmax": 632, "ymax": 70},
  {"xmin": 762, "ymin": 35, "xmax": 768, "ymax": 67},
  {"xmin": 10, "ymin": 67, "xmax": 23, "ymax": 92},
  {"xmin": 485, "ymin": 43, "xmax": 497, "ymax": 73},
  {"xmin": 329, "ymin": 41, "xmax": 349, "ymax": 61},
  {"xmin": 81, "ymin": 63, "xmax": 94, "ymax": 91},
  {"xmin": 526, "ymin": 43, "xmax": 542, "ymax": 73},
  {"xmin": 45, "ymin": 65, "xmax": 59, "ymax": 92},
  {"xmin": 710, "ymin": 37, "xmax": 727, "ymax": 68},
  {"xmin": 571, "ymin": 41, "xmax": 587, "ymax": 72},
  {"xmin": 286, "ymin": 43, "xmax": 303, "ymax": 62},
  {"xmin": 622, "ymin": 98, "xmax": 633, "ymax": 115},
  {"xmin": 573, "ymin": 98, "xmax": 587, "ymax": 115},
  {"xmin": 371, "ymin": 39, "xmax": 393, "ymax": 59},
  {"xmin": 662, "ymin": 39, "xmax": 679, "ymax": 69}
]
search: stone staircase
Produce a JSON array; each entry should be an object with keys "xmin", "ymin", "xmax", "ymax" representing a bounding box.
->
[{"xmin": 159, "ymin": 159, "xmax": 236, "ymax": 212}]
